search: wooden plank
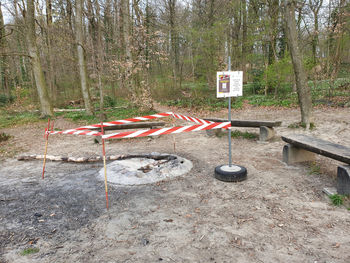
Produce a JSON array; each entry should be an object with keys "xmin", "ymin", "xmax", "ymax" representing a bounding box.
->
[
  {"xmin": 53, "ymin": 106, "xmax": 128, "ymax": 112},
  {"xmin": 89, "ymin": 121, "xmax": 165, "ymax": 131},
  {"xmin": 204, "ymin": 118, "xmax": 282, "ymax": 128},
  {"xmin": 281, "ymin": 134, "xmax": 350, "ymax": 164},
  {"xmin": 17, "ymin": 153, "xmax": 176, "ymax": 163}
]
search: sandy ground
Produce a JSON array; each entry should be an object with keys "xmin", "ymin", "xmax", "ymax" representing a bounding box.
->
[{"xmin": 0, "ymin": 105, "xmax": 350, "ymax": 263}]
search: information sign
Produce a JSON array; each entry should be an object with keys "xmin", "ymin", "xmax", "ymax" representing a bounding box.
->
[{"xmin": 216, "ymin": 71, "xmax": 243, "ymax": 98}]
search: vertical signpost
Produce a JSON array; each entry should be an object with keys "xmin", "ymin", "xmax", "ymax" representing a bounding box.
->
[{"xmin": 214, "ymin": 57, "xmax": 247, "ymax": 182}]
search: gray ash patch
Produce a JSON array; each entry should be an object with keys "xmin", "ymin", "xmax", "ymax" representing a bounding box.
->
[{"xmin": 0, "ymin": 162, "xmax": 106, "ymax": 251}]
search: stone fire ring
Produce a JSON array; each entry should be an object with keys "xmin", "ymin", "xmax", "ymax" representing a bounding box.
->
[{"xmin": 98, "ymin": 153, "xmax": 193, "ymax": 186}]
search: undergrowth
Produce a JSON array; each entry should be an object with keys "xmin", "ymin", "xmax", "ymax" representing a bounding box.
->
[
  {"xmin": 288, "ymin": 122, "xmax": 315, "ymax": 130},
  {"xmin": 0, "ymin": 110, "xmax": 42, "ymax": 129},
  {"xmin": 329, "ymin": 194, "xmax": 344, "ymax": 206},
  {"xmin": 0, "ymin": 101, "xmax": 156, "ymax": 129},
  {"xmin": 157, "ymin": 77, "xmax": 349, "ymax": 110},
  {"xmin": 0, "ymin": 132, "xmax": 11, "ymax": 142},
  {"xmin": 56, "ymin": 106, "xmax": 156, "ymax": 124},
  {"xmin": 231, "ymin": 130, "xmax": 258, "ymax": 140},
  {"xmin": 308, "ymin": 162, "xmax": 321, "ymax": 175}
]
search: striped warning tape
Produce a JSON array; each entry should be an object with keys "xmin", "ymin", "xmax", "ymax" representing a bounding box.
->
[
  {"xmin": 102, "ymin": 122, "xmax": 230, "ymax": 140},
  {"xmin": 47, "ymin": 112, "xmax": 214, "ymax": 136},
  {"xmin": 63, "ymin": 112, "xmax": 173, "ymax": 131},
  {"xmin": 171, "ymin": 112, "xmax": 213, "ymax": 124},
  {"xmin": 48, "ymin": 129, "xmax": 102, "ymax": 136}
]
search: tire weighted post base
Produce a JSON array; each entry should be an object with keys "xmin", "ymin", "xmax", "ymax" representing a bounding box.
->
[{"xmin": 214, "ymin": 164, "xmax": 247, "ymax": 182}]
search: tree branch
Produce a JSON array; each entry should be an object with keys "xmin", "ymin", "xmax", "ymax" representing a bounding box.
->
[
  {"xmin": 0, "ymin": 29, "xmax": 14, "ymax": 39},
  {"xmin": 0, "ymin": 52, "xmax": 32, "ymax": 58}
]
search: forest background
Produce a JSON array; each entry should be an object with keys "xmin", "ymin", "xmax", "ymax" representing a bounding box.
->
[{"xmin": 0, "ymin": 0, "xmax": 349, "ymax": 126}]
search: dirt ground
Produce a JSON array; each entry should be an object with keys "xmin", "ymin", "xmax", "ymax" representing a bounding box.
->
[{"xmin": 0, "ymin": 105, "xmax": 350, "ymax": 263}]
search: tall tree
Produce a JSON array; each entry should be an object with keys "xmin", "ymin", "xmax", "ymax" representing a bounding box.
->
[
  {"xmin": 119, "ymin": 0, "xmax": 132, "ymax": 90},
  {"xmin": 0, "ymin": 2, "xmax": 10, "ymax": 97},
  {"xmin": 309, "ymin": 0, "xmax": 323, "ymax": 64},
  {"xmin": 45, "ymin": 0, "xmax": 56, "ymax": 101},
  {"xmin": 75, "ymin": 0, "xmax": 93, "ymax": 115},
  {"xmin": 25, "ymin": 0, "xmax": 53, "ymax": 116},
  {"xmin": 284, "ymin": 0, "xmax": 312, "ymax": 127},
  {"xmin": 168, "ymin": 0, "xmax": 179, "ymax": 80}
]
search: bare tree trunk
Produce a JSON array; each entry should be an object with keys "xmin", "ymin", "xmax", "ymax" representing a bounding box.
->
[
  {"xmin": 120, "ymin": 0, "xmax": 131, "ymax": 91},
  {"xmin": 95, "ymin": 0, "xmax": 105, "ymax": 118},
  {"xmin": 284, "ymin": 0, "xmax": 312, "ymax": 127},
  {"xmin": 104, "ymin": 0, "xmax": 113, "ymax": 56},
  {"xmin": 241, "ymin": 0, "xmax": 247, "ymax": 78},
  {"xmin": 45, "ymin": 0, "xmax": 56, "ymax": 103},
  {"xmin": 25, "ymin": 0, "xmax": 53, "ymax": 116},
  {"xmin": 75, "ymin": 0, "xmax": 93, "ymax": 115},
  {"xmin": 309, "ymin": 0, "xmax": 323, "ymax": 64},
  {"xmin": 168, "ymin": 0, "xmax": 178, "ymax": 82},
  {"xmin": 0, "ymin": 3, "xmax": 10, "ymax": 97},
  {"xmin": 231, "ymin": 0, "xmax": 241, "ymax": 69}
]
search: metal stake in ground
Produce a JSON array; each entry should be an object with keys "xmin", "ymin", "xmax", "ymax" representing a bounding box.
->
[
  {"xmin": 228, "ymin": 56, "xmax": 232, "ymax": 167},
  {"xmin": 100, "ymin": 122, "xmax": 109, "ymax": 210},
  {"xmin": 214, "ymin": 56, "xmax": 247, "ymax": 182},
  {"xmin": 42, "ymin": 118, "xmax": 51, "ymax": 179}
]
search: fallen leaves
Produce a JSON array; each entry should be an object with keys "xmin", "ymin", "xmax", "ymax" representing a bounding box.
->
[{"xmin": 332, "ymin": 243, "xmax": 340, "ymax": 248}]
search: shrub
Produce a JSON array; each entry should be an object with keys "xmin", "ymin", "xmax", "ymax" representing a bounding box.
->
[{"xmin": 0, "ymin": 132, "xmax": 11, "ymax": 142}]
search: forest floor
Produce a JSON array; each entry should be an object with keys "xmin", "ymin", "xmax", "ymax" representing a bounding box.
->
[{"xmin": 0, "ymin": 104, "xmax": 350, "ymax": 263}]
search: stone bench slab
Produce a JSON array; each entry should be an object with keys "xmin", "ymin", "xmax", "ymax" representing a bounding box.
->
[{"xmin": 281, "ymin": 134, "xmax": 350, "ymax": 164}]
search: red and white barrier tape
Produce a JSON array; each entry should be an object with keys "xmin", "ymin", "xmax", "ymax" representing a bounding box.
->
[
  {"xmin": 64, "ymin": 112, "xmax": 173, "ymax": 131},
  {"xmin": 171, "ymin": 112, "xmax": 213, "ymax": 125},
  {"xmin": 102, "ymin": 122, "xmax": 230, "ymax": 140},
  {"xmin": 47, "ymin": 112, "xmax": 214, "ymax": 136},
  {"xmin": 48, "ymin": 129, "xmax": 102, "ymax": 136},
  {"xmin": 46, "ymin": 112, "xmax": 226, "ymax": 138}
]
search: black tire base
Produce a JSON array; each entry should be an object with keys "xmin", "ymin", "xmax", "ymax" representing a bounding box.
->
[{"xmin": 214, "ymin": 164, "xmax": 247, "ymax": 182}]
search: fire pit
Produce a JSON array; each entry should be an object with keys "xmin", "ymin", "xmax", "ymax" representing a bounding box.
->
[{"xmin": 98, "ymin": 153, "xmax": 192, "ymax": 185}]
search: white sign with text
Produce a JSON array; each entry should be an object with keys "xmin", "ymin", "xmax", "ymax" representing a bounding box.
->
[{"xmin": 216, "ymin": 71, "xmax": 243, "ymax": 98}]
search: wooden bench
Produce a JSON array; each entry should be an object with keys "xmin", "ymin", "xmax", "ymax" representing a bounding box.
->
[
  {"xmin": 93, "ymin": 121, "xmax": 165, "ymax": 143},
  {"xmin": 282, "ymin": 134, "xmax": 350, "ymax": 195},
  {"xmin": 90, "ymin": 121, "xmax": 165, "ymax": 131},
  {"xmin": 204, "ymin": 118, "xmax": 282, "ymax": 141}
]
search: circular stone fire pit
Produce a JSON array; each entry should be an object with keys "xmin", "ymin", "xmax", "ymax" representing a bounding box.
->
[{"xmin": 98, "ymin": 153, "xmax": 193, "ymax": 185}]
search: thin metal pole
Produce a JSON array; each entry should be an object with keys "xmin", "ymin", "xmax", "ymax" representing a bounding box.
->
[
  {"xmin": 228, "ymin": 56, "xmax": 232, "ymax": 167},
  {"xmin": 42, "ymin": 118, "xmax": 50, "ymax": 179},
  {"xmin": 100, "ymin": 122, "xmax": 109, "ymax": 210}
]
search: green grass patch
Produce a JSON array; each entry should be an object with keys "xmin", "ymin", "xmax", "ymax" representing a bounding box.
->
[
  {"xmin": 245, "ymin": 94, "xmax": 297, "ymax": 107},
  {"xmin": 0, "ymin": 110, "xmax": 42, "ymax": 129},
  {"xmin": 156, "ymin": 77, "xmax": 349, "ymax": 110},
  {"xmin": 308, "ymin": 162, "xmax": 321, "ymax": 175},
  {"xmin": 287, "ymin": 122, "xmax": 315, "ymax": 130},
  {"xmin": 20, "ymin": 247, "xmax": 39, "ymax": 256},
  {"xmin": 56, "ymin": 106, "xmax": 157, "ymax": 125},
  {"xmin": 231, "ymin": 130, "xmax": 258, "ymax": 140},
  {"xmin": 329, "ymin": 194, "xmax": 344, "ymax": 206},
  {"xmin": 0, "ymin": 94, "xmax": 15, "ymax": 107}
]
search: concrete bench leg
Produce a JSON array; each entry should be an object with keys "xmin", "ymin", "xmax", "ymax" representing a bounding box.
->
[
  {"xmin": 337, "ymin": 165, "xmax": 350, "ymax": 195},
  {"xmin": 283, "ymin": 144, "xmax": 316, "ymax": 165},
  {"xmin": 259, "ymin": 126, "xmax": 275, "ymax": 141}
]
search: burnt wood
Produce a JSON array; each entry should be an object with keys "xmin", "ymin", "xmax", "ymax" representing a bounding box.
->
[
  {"xmin": 282, "ymin": 134, "xmax": 350, "ymax": 164},
  {"xmin": 17, "ymin": 153, "xmax": 176, "ymax": 163},
  {"xmin": 89, "ymin": 121, "xmax": 165, "ymax": 131},
  {"xmin": 204, "ymin": 118, "xmax": 281, "ymax": 128}
]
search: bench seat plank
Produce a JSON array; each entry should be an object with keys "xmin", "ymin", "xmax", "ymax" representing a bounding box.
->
[
  {"xmin": 90, "ymin": 121, "xmax": 165, "ymax": 131},
  {"xmin": 204, "ymin": 118, "xmax": 282, "ymax": 128},
  {"xmin": 281, "ymin": 134, "xmax": 350, "ymax": 164}
]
